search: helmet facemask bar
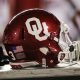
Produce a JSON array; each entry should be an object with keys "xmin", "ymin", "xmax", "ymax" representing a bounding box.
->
[{"xmin": 57, "ymin": 22, "xmax": 75, "ymax": 63}]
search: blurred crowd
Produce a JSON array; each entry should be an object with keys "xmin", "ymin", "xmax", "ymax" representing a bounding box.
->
[{"xmin": 0, "ymin": 0, "xmax": 80, "ymax": 42}]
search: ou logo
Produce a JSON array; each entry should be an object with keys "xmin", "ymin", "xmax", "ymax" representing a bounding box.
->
[{"xmin": 25, "ymin": 17, "xmax": 50, "ymax": 41}]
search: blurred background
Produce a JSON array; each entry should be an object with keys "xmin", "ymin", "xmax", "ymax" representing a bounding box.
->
[{"xmin": 0, "ymin": 0, "xmax": 80, "ymax": 43}]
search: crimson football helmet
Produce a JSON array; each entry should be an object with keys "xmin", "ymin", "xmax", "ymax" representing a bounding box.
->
[{"xmin": 3, "ymin": 9, "xmax": 71, "ymax": 69}]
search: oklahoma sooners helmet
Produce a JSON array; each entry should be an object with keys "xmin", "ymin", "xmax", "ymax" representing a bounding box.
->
[{"xmin": 3, "ymin": 9, "xmax": 63, "ymax": 69}]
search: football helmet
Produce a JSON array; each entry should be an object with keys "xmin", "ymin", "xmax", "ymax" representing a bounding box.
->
[{"xmin": 3, "ymin": 9, "xmax": 72, "ymax": 69}]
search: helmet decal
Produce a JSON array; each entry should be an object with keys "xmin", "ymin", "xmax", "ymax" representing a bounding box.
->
[{"xmin": 25, "ymin": 17, "xmax": 50, "ymax": 41}]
